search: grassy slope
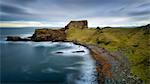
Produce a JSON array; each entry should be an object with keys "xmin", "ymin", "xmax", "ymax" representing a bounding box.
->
[{"xmin": 66, "ymin": 27, "xmax": 150, "ymax": 83}]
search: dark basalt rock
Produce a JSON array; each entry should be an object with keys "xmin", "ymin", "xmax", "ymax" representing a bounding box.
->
[
  {"xmin": 72, "ymin": 50, "xmax": 85, "ymax": 53},
  {"xmin": 7, "ymin": 36, "xmax": 21, "ymax": 41},
  {"xmin": 31, "ymin": 29, "xmax": 66, "ymax": 41},
  {"xmin": 7, "ymin": 36, "xmax": 31, "ymax": 41},
  {"xmin": 55, "ymin": 52, "xmax": 63, "ymax": 54}
]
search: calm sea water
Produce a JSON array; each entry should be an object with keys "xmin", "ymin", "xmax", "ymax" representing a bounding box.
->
[{"xmin": 0, "ymin": 27, "xmax": 97, "ymax": 84}]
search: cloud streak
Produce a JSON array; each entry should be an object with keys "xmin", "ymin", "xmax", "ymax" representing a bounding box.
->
[{"xmin": 0, "ymin": 0, "xmax": 150, "ymax": 27}]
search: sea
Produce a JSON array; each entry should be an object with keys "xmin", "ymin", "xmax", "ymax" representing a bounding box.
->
[{"xmin": 0, "ymin": 27, "xmax": 97, "ymax": 84}]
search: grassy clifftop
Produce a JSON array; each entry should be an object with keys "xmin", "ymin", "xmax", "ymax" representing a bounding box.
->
[{"xmin": 66, "ymin": 26, "xmax": 150, "ymax": 83}]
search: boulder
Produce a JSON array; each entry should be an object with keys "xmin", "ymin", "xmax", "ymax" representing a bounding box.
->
[
  {"xmin": 65, "ymin": 20, "xmax": 88, "ymax": 29},
  {"xmin": 31, "ymin": 29, "xmax": 66, "ymax": 41}
]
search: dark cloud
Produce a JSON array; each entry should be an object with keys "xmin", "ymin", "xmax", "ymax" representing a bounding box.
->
[
  {"xmin": 1, "ymin": 0, "xmax": 37, "ymax": 6},
  {"xmin": 129, "ymin": 10, "xmax": 150, "ymax": 16},
  {"xmin": 0, "ymin": 0, "xmax": 150, "ymax": 26},
  {"xmin": 137, "ymin": 2, "xmax": 150, "ymax": 8},
  {"xmin": 0, "ymin": 4, "xmax": 31, "ymax": 15},
  {"xmin": 0, "ymin": 14, "xmax": 36, "ymax": 21}
]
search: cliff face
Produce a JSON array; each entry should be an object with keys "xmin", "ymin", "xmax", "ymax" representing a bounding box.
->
[
  {"xmin": 30, "ymin": 20, "xmax": 88, "ymax": 41},
  {"xmin": 31, "ymin": 29, "xmax": 66, "ymax": 41},
  {"xmin": 65, "ymin": 20, "xmax": 88, "ymax": 29}
]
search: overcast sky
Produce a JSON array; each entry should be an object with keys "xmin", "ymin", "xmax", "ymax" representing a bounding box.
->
[{"xmin": 0, "ymin": 0, "xmax": 150, "ymax": 27}]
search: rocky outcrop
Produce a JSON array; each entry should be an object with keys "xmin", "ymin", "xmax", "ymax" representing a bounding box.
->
[
  {"xmin": 6, "ymin": 20, "xmax": 88, "ymax": 41},
  {"xmin": 140, "ymin": 24, "xmax": 150, "ymax": 34},
  {"xmin": 7, "ymin": 36, "xmax": 31, "ymax": 41},
  {"xmin": 65, "ymin": 20, "xmax": 88, "ymax": 29},
  {"xmin": 31, "ymin": 28, "xmax": 66, "ymax": 41}
]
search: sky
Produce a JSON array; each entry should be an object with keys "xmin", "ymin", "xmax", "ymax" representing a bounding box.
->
[{"xmin": 0, "ymin": 0, "xmax": 150, "ymax": 27}]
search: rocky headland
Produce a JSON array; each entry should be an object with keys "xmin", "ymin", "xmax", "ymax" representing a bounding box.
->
[{"xmin": 6, "ymin": 20, "xmax": 150, "ymax": 84}]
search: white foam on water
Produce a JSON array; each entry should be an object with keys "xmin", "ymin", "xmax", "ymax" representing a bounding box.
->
[
  {"xmin": 0, "ymin": 40, "xmax": 32, "ymax": 44},
  {"xmin": 74, "ymin": 54, "xmax": 98, "ymax": 84},
  {"xmin": 33, "ymin": 42, "xmax": 60, "ymax": 47},
  {"xmin": 0, "ymin": 40, "xmax": 8, "ymax": 44},
  {"xmin": 49, "ymin": 42, "xmax": 97, "ymax": 84},
  {"xmin": 1, "ymin": 41, "xmax": 97, "ymax": 84},
  {"xmin": 56, "ymin": 43, "xmax": 98, "ymax": 84},
  {"xmin": 20, "ymin": 34, "xmax": 33, "ymax": 38},
  {"xmin": 52, "ymin": 42, "xmax": 89, "ymax": 56},
  {"xmin": 41, "ymin": 67, "xmax": 60, "ymax": 73},
  {"xmin": 64, "ymin": 66, "xmax": 79, "ymax": 70},
  {"xmin": 71, "ymin": 61, "xmax": 85, "ymax": 66},
  {"xmin": 44, "ymin": 42, "xmax": 97, "ymax": 84}
]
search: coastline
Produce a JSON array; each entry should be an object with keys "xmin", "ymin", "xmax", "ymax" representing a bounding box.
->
[
  {"xmin": 4, "ymin": 39, "xmax": 143, "ymax": 84},
  {"xmin": 71, "ymin": 42, "xmax": 112, "ymax": 84},
  {"xmin": 71, "ymin": 41, "xmax": 142, "ymax": 84},
  {"xmin": 5, "ymin": 20, "xmax": 149, "ymax": 83}
]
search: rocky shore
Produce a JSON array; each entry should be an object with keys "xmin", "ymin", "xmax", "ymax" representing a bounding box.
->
[
  {"xmin": 6, "ymin": 20, "xmax": 147, "ymax": 84},
  {"xmin": 72, "ymin": 41, "xmax": 142, "ymax": 84}
]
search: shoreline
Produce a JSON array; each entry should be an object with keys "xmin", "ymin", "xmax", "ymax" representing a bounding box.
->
[
  {"xmin": 71, "ymin": 42, "xmax": 113, "ymax": 84},
  {"xmin": 5, "ymin": 40, "xmax": 112, "ymax": 83},
  {"xmin": 4, "ymin": 40, "xmax": 143, "ymax": 84},
  {"xmin": 71, "ymin": 41, "xmax": 142, "ymax": 84}
]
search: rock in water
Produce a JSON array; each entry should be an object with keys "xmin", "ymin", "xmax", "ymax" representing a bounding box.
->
[
  {"xmin": 65, "ymin": 20, "xmax": 88, "ymax": 29},
  {"xmin": 72, "ymin": 50, "xmax": 85, "ymax": 53},
  {"xmin": 7, "ymin": 36, "xmax": 21, "ymax": 41},
  {"xmin": 55, "ymin": 52, "xmax": 63, "ymax": 54},
  {"xmin": 7, "ymin": 36, "xmax": 31, "ymax": 41},
  {"xmin": 31, "ymin": 29, "xmax": 66, "ymax": 41}
]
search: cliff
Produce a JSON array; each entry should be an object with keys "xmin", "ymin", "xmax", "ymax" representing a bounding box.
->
[
  {"xmin": 31, "ymin": 28, "xmax": 66, "ymax": 41},
  {"xmin": 6, "ymin": 20, "xmax": 88, "ymax": 41},
  {"xmin": 6, "ymin": 20, "xmax": 150, "ymax": 83},
  {"xmin": 65, "ymin": 20, "xmax": 88, "ymax": 29},
  {"xmin": 30, "ymin": 20, "xmax": 88, "ymax": 41}
]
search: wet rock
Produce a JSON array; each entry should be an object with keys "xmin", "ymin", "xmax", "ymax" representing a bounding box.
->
[
  {"xmin": 6, "ymin": 36, "xmax": 31, "ymax": 41},
  {"xmin": 72, "ymin": 50, "xmax": 85, "ymax": 53},
  {"xmin": 7, "ymin": 36, "xmax": 21, "ymax": 41},
  {"xmin": 55, "ymin": 52, "xmax": 63, "ymax": 54}
]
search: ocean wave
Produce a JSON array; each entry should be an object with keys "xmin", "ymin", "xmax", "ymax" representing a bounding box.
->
[
  {"xmin": 64, "ymin": 66, "xmax": 79, "ymax": 70},
  {"xmin": 20, "ymin": 34, "xmax": 33, "ymax": 38},
  {"xmin": 51, "ymin": 43, "xmax": 89, "ymax": 56},
  {"xmin": 41, "ymin": 67, "xmax": 60, "ymax": 73},
  {"xmin": 74, "ymin": 54, "xmax": 97, "ymax": 84},
  {"xmin": 0, "ymin": 40, "xmax": 32, "ymax": 44},
  {"xmin": 0, "ymin": 40, "xmax": 8, "ymax": 44}
]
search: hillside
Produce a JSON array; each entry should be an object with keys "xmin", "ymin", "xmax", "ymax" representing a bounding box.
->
[{"xmin": 66, "ymin": 25, "xmax": 150, "ymax": 83}]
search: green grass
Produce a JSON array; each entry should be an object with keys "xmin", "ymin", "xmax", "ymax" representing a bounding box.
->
[{"xmin": 66, "ymin": 27, "xmax": 150, "ymax": 83}]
